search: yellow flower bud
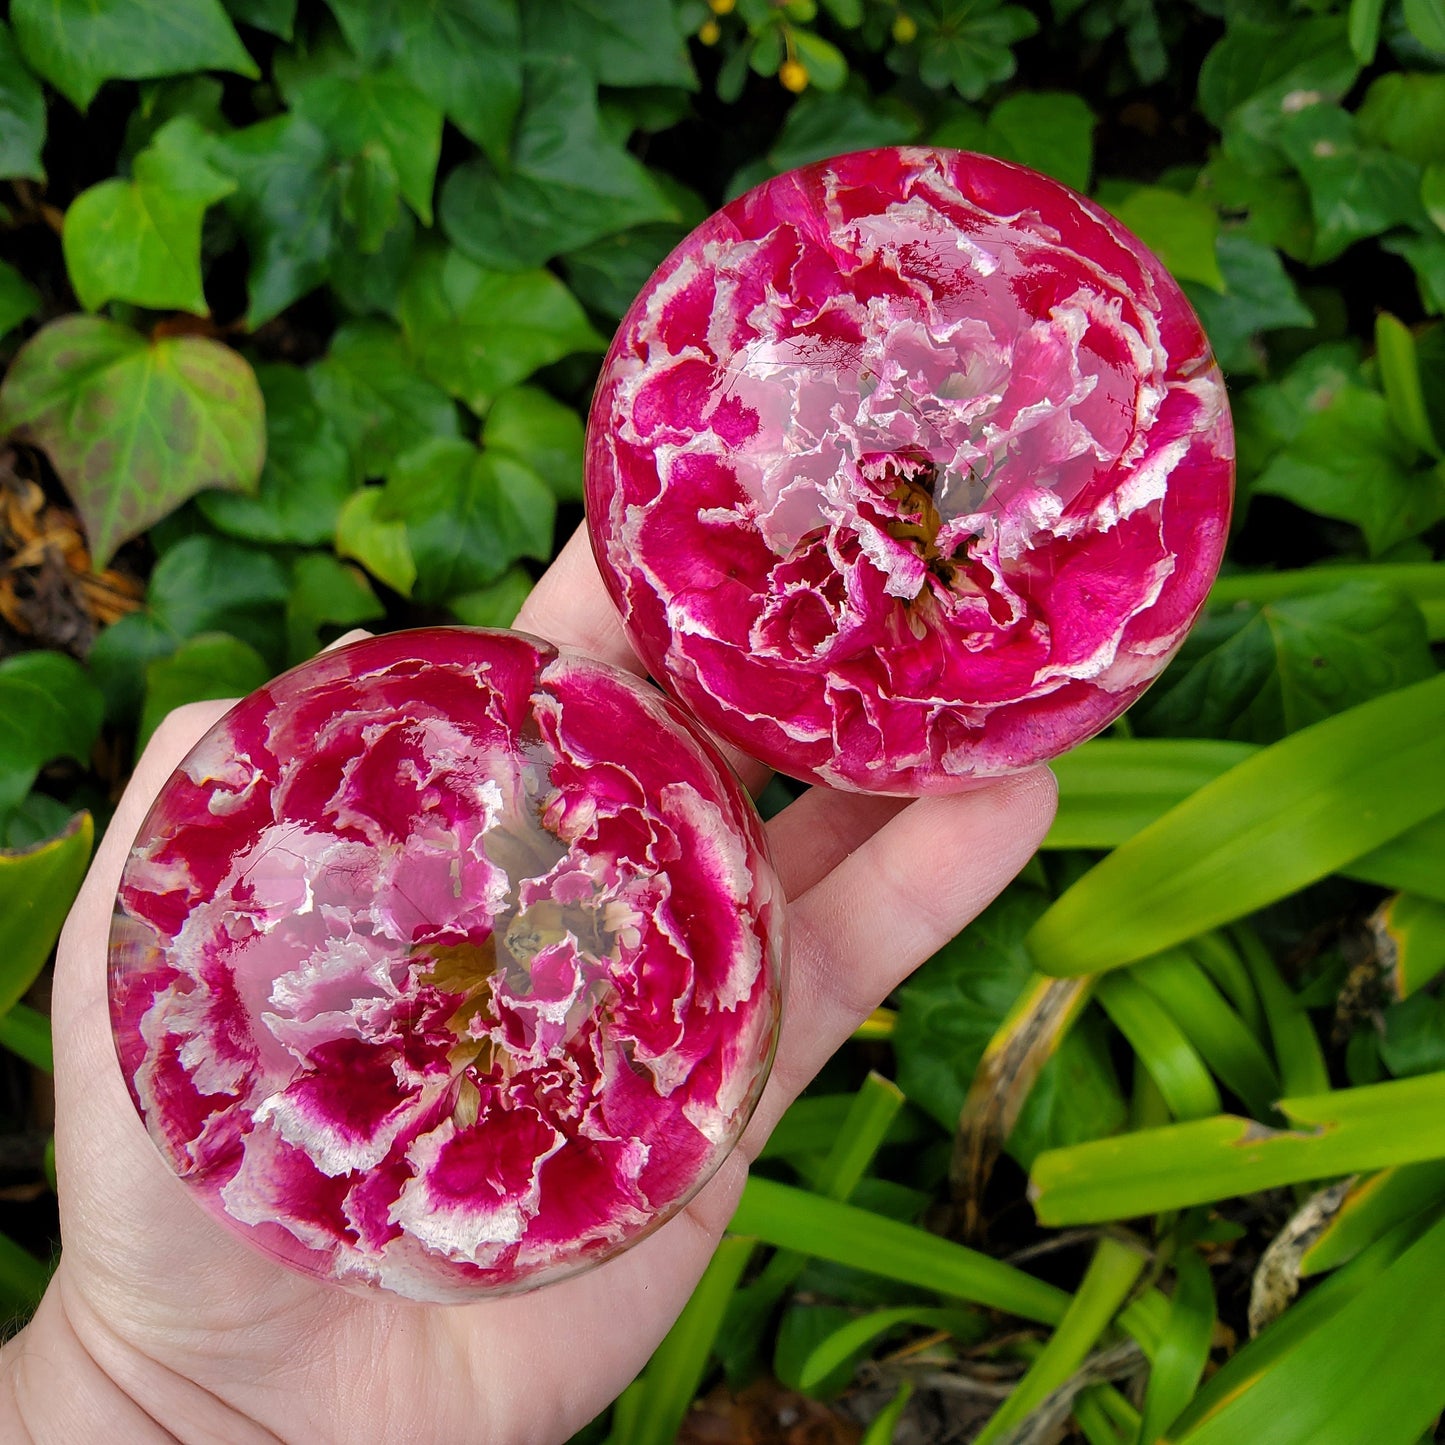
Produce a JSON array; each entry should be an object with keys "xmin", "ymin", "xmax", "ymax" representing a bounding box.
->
[
  {"xmin": 710, "ymin": 0, "xmax": 737, "ymax": 12},
  {"xmin": 891, "ymin": 11, "xmax": 918, "ymax": 42},
  {"xmin": 779, "ymin": 58, "xmax": 808, "ymax": 92},
  {"xmin": 699, "ymin": 17, "xmax": 722, "ymax": 43}
]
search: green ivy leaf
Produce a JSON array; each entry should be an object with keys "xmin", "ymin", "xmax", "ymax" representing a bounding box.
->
[
  {"xmin": 447, "ymin": 566, "xmax": 534, "ymax": 627},
  {"xmin": 440, "ymin": 56, "xmax": 679, "ymax": 272},
  {"xmin": 0, "ymin": 651, "xmax": 103, "ymax": 817},
  {"xmin": 1184, "ymin": 234, "xmax": 1314, "ymax": 375},
  {"xmin": 335, "ymin": 487, "xmax": 416, "ymax": 596},
  {"xmin": 1235, "ymin": 342, "xmax": 1360, "ymax": 463},
  {"xmin": 284, "ymin": 552, "xmax": 384, "ymax": 665},
  {"xmin": 324, "ymin": 0, "xmax": 521, "ymax": 166},
  {"xmin": 309, "ymin": 320, "xmax": 460, "ymax": 481},
  {"xmin": 0, "ymin": 794, "xmax": 75, "ymax": 851},
  {"xmin": 1201, "ymin": 150, "xmax": 1314, "ymax": 262},
  {"xmin": 1277, "ymin": 104, "xmax": 1425, "ymax": 265},
  {"xmin": 11, "ymin": 0, "xmax": 258, "ymax": 112},
  {"xmin": 521, "ymin": 0, "xmax": 695, "ymax": 88},
  {"xmin": 1357, "ymin": 73, "xmax": 1445, "ymax": 168},
  {"xmin": 1111, "ymin": 187, "xmax": 1226, "ymax": 291},
  {"xmin": 0, "ymin": 22, "xmax": 46, "ymax": 182},
  {"xmin": 1423, "ymin": 164, "xmax": 1445, "ymax": 237},
  {"xmin": 379, "ymin": 437, "xmax": 555, "ymax": 602},
  {"xmin": 893, "ymin": 887, "xmax": 1125, "ymax": 1168},
  {"xmin": 755, "ymin": 87, "xmax": 920, "ymax": 181},
  {"xmin": 330, "ymin": 209, "xmax": 415, "ymax": 319},
  {"xmin": 928, "ymin": 105, "xmax": 990, "ymax": 152},
  {"xmin": 1137, "ymin": 584, "xmax": 1437, "ymax": 744},
  {"xmin": 984, "ymin": 90, "xmax": 1095, "ymax": 194},
  {"xmin": 88, "ymin": 535, "xmax": 289, "ymax": 720},
  {"xmin": 396, "ymin": 247, "xmax": 602, "ymax": 414},
  {"xmin": 120, "ymin": 76, "xmax": 229, "ymax": 165},
  {"xmin": 198, "ymin": 364, "xmax": 355, "ymax": 546},
  {"xmin": 1379, "ymin": 991, "xmax": 1445, "ymax": 1077},
  {"xmin": 559, "ymin": 223, "xmax": 688, "ymax": 320},
  {"xmin": 0, "ymin": 316, "xmax": 264, "ymax": 568},
  {"xmin": 339, "ymin": 144, "xmax": 401, "ymax": 255},
  {"xmin": 223, "ymin": 0, "xmax": 297, "ymax": 39},
  {"xmin": 0, "ymin": 261, "xmax": 40, "ymax": 340},
  {"xmin": 484, "ymin": 386, "xmax": 586, "ymax": 501},
  {"xmin": 1386, "ymin": 234, "xmax": 1445, "ymax": 316},
  {"xmin": 276, "ymin": 39, "xmax": 442, "ymax": 225},
  {"xmin": 0, "ymin": 813, "xmax": 93, "ymax": 1019},
  {"xmin": 1253, "ymin": 387, "xmax": 1445, "ymax": 555},
  {"xmin": 138, "ymin": 632, "xmax": 269, "ymax": 746},
  {"xmin": 1197, "ymin": 17, "xmax": 1358, "ymax": 170},
  {"xmin": 1404, "ymin": 0, "xmax": 1445, "ymax": 53},
  {"xmin": 911, "ymin": 0, "xmax": 1038, "ymax": 102},
  {"xmin": 210, "ymin": 114, "xmax": 344, "ymax": 327},
  {"xmin": 62, "ymin": 117, "xmax": 235, "ymax": 315}
]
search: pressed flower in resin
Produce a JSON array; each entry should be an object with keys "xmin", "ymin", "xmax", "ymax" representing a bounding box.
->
[
  {"xmin": 585, "ymin": 147, "xmax": 1235, "ymax": 793},
  {"xmin": 108, "ymin": 629, "xmax": 783, "ymax": 1300}
]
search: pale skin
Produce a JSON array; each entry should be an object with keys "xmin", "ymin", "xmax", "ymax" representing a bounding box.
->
[{"xmin": 0, "ymin": 527, "xmax": 1056, "ymax": 1443}]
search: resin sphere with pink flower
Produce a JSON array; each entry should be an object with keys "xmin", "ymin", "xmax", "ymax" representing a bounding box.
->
[
  {"xmin": 585, "ymin": 146, "xmax": 1235, "ymax": 793},
  {"xmin": 108, "ymin": 629, "xmax": 783, "ymax": 1301}
]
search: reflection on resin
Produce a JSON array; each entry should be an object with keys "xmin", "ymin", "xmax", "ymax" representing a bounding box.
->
[
  {"xmin": 586, "ymin": 146, "xmax": 1235, "ymax": 794},
  {"xmin": 108, "ymin": 629, "xmax": 784, "ymax": 1301}
]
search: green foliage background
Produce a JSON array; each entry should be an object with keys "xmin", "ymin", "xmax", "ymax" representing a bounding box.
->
[{"xmin": 1, "ymin": 0, "xmax": 1444, "ymax": 1441}]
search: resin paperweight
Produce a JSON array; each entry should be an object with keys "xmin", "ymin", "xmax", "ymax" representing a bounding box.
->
[
  {"xmin": 108, "ymin": 629, "xmax": 784, "ymax": 1300},
  {"xmin": 585, "ymin": 146, "xmax": 1235, "ymax": 794}
]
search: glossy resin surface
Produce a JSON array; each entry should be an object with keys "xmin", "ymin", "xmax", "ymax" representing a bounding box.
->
[
  {"xmin": 586, "ymin": 146, "xmax": 1235, "ymax": 793},
  {"xmin": 109, "ymin": 629, "xmax": 783, "ymax": 1300}
]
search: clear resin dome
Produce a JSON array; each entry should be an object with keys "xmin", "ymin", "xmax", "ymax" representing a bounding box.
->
[
  {"xmin": 585, "ymin": 146, "xmax": 1235, "ymax": 794},
  {"xmin": 109, "ymin": 629, "xmax": 784, "ymax": 1300}
]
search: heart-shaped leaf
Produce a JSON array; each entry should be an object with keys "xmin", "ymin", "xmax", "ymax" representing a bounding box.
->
[
  {"xmin": 284, "ymin": 553, "xmax": 384, "ymax": 665},
  {"xmin": 397, "ymin": 247, "xmax": 602, "ymax": 413},
  {"xmin": 0, "ymin": 261, "xmax": 39, "ymax": 340},
  {"xmin": 11, "ymin": 0, "xmax": 257, "ymax": 112},
  {"xmin": 0, "ymin": 21, "xmax": 46, "ymax": 182},
  {"xmin": 276, "ymin": 39, "xmax": 442, "ymax": 225},
  {"xmin": 1136, "ymin": 582, "xmax": 1436, "ymax": 743},
  {"xmin": 309, "ymin": 320, "xmax": 460, "ymax": 480},
  {"xmin": 521, "ymin": 0, "xmax": 694, "ymax": 88},
  {"xmin": 378, "ymin": 436, "xmax": 554, "ymax": 602},
  {"xmin": 199, "ymin": 364, "xmax": 355, "ymax": 546},
  {"xmin": 88, "ymin": 534, "xmax": 289, "ymax": 721},
  {"xmin": 62, "ymin": 117, "xmax": 235, "ymax": 315},
  {"xmin": 0, "ymin": 811, "xmax": 93, "ymax": 1016},
  {"xmin": 0, "ymin": 651, "xmax": 103, "ymax": 817},
  {"xmin": 0, "ymin": 316, "xmax": 264, "ymax": 568},
  {"xmin": 139, "ymin": 632, "xmax": 269, "ymax": 746},
  {"xmin": 484, "ymin": 386, "xmax": 585, "ymax": 500},
  {"xmin": 440, "ymin": 56, "xmax": 679, "ymax": 271},
  {"xmin": 323, "ymin": 0, "xmax": 521, "ymax": 165}
]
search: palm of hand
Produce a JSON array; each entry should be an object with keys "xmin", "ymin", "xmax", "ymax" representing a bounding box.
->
[{"xmin": 40, "ymin": 530, "xmax": 1054, "ymax": 1444}]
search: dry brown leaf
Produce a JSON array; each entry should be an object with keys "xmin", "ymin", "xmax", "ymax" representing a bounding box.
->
[
  {"xmin": 0, "ymin": 449, "xmax": 143, "ymax": 653},
  {"xmin": 678, "ymin": 1380, "xmax": 862, "ymax": 1445}
]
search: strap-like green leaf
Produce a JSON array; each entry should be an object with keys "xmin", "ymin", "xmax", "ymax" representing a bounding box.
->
[{"xmin": 1028, "ymin": 675, "xmax": 1445, "ymax": 977}]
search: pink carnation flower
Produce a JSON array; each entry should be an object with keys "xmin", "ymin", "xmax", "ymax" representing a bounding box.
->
[
  {"xmin": 585, "ymin": 147, "xmax": 1234, "ymax": 793},
  {"xmin": 109, "ymin": 630, "xmax": 783, "ymax": 1300}
]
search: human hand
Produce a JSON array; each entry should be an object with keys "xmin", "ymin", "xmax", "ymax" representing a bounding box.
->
[{"xmin": 1, "ymin": 526, "xmax": 1055, "ymax": 1444}]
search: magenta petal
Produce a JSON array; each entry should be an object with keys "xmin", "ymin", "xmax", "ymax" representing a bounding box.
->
[
  {"xmin": 586, "ymin": 146, "xmax": 1235, "ymax": 793},
  {"xmin": 109, "ymin": 628, "xmax": 785, "ymax": 1300}
]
